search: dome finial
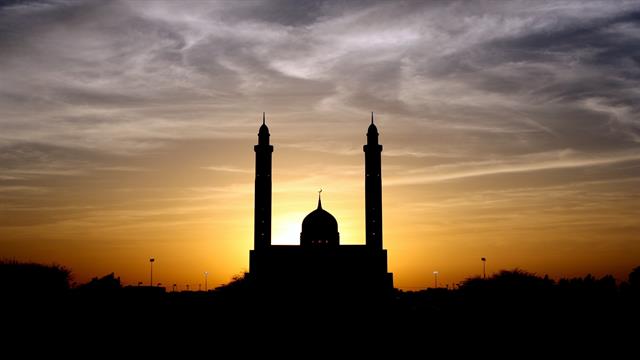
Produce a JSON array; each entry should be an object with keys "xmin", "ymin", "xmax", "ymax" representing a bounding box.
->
[
  {"xmin": 262, "ymin": 112, "xmax": 265, "ymax": 125},
  {"xmin": 318, "ymin": 188, "xmax": 322, "ymax": 209},
  {"xmin": 371, "ymin": 112, "xmax": 374, "ymax": 125}
]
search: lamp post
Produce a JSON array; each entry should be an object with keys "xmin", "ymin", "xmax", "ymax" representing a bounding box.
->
[
  {"xmin": 204, "ymin": 272, "xmax": 208, "ymax": 292},
  {"xmin": 149, "ymin": 257, "xmax": 155, "ymax": 286},
  {"xmin": 481, "ymin": 257, "xmax": 486, "ymax": 279},
  {"xmin": 433, "ymin": 271, "xmax": 439, "ymax": 288}
]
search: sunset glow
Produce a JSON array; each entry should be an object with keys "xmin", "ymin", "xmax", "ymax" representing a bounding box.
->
[{"xmin": 1, "ymin": 1, "xmax": 639, "ymax": 290}]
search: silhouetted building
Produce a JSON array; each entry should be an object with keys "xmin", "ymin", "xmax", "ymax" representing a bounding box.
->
[
  {"xmin": 249, "ymin": 113, "xmax": 393, "ymax": 297},
  {"xmin": 254, "ymin": 112, "xmax": 272, "ymax": 250}
]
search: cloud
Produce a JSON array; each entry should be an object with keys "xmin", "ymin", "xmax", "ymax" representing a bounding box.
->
[
  {"xmin": 201, "ymin": 165, "xmax": 251, "ymax": 173},
  {"xmin": 94, "ymin": 166, "xmax": 148, "ymax": 172},
  {"xmin": 386, "ymin": 149, "xmax": 640, "ymax": 186},
  {"xmin": 0, "ymin": 185, "xmax": 47, "ymax": 193},
  {"xmin": 1, "ymin": 1, "xmax": 640, "ymax": 215},
  {"xmin": 0, "ymin": 0, "xmax": 637, "ymax": 155}
]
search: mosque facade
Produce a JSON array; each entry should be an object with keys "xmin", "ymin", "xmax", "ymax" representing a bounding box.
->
[{"xmin": 249, "ymin": 114, "xmax": 393, "ymax": 295}]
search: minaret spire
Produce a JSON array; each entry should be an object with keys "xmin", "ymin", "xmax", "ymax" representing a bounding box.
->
[
  {"xmin": 254, "ymin": 113, "xmax": 273, "ymax": 250},
  {"xmin": 317, "ymin": 189, "xmax": 323, "ymax": 209},
  {"xmin": 263, "ymin": 112, "xmax": 265, "ymax": 125},
  {"xmin": 364, "ymin": 114, "xmax": 383, "ymax": 249}
]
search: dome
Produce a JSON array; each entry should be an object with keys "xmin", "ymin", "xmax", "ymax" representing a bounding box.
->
[{"xmin": 300, "ymin": 197, "xmax": 340, "ymax": 247}]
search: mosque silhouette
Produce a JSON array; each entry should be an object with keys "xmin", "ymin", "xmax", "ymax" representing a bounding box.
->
[{"xmin": 249, "ymin": 113, "xmax": 393, "ymax": 296}]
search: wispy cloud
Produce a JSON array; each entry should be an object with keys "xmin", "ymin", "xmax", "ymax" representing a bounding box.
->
[
  {"xmin": 0, "ymin": 185, "xmax": 48, "ymax": 193},
  {"xmin": 387, "ymin": 149, "xmax": 640, "ymax": 185},
  {"xmin": 201, "ymin": 166, "xmax": 251, "ymax": 173},
  {"xmin": 94, "ymin": 166, "xmax": 149, "ymax": 172},
  {"xmin": 0, "ymin": 0, "xmax": 637, "ymax": 156}
]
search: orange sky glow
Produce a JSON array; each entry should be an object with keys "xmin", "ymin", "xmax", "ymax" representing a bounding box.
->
[{"xmin": 1, "ymin": 1, "xmax": 639, "ymax": 290}]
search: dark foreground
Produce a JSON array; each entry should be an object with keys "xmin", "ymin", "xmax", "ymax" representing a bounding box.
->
[{"xmin": 3, "ymin": 263, "xmax": 639, "ymax": 353}]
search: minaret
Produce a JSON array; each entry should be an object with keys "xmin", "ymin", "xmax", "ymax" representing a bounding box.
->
[
  {"xmin": 254, "ymin": 112, "xmax": 273, "ymax": 250},
  {"xmin": 364, "ymin": 112, "xmax": 383, "ymax": 249}
]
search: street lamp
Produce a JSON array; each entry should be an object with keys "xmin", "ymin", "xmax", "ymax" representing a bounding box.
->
[
  {"xmin": 433, "ymin": 271, "xmax": 439, "ymax": 288},
  {"xmin": 481, "ymin": 257, "xmax": 486, "ymax": 279},
  {"xmin": 204, "ymin": 272, "xmax": 208, "ymax": 292},
  {"xmin": 149, "ymin": 257, "xmax": 155, "ymax": 286}
]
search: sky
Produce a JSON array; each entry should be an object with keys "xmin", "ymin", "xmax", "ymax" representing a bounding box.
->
[{"xmin": 1, "ymin": 0, "xmax": 639, "ymax": 290}]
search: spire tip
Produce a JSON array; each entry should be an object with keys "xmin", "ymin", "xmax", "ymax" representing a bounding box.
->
[{"xmin": 262, "ymin": 112, "xmax": 265, "ymax": 125}]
